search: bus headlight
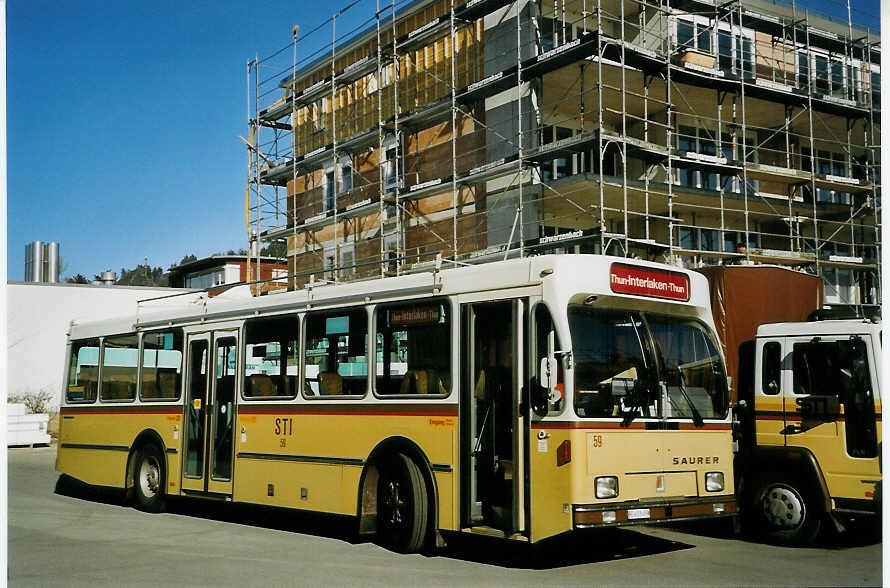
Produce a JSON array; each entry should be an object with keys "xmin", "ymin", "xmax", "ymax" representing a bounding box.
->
[
  {"xmin": 595, "ymin": 476, "xmax": 619, "ymax": 499},
  {"xmin": 705, "ymin": 472, "xmax": 724, "ymax": 492}
]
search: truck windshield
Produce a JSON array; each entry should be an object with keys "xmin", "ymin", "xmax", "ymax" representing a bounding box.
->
[{"xmin": 569, "ymin": 306, "xmax": 728, "ymax": 420}]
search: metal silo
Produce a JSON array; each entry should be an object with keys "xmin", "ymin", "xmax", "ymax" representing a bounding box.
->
[
  {"xmin": 45, "ymin": 242, "xmax": 60, "ymax": 283},
  {"xmin": 25, "ymin": 241, "xmax": 43, "ymax": 282}
]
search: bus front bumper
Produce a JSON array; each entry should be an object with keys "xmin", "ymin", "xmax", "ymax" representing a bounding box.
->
[{"xmin": 573, "ymin": 496, "xmax": 737, "ymax": 528}]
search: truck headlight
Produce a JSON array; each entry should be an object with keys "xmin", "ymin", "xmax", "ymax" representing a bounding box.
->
[
  {"xmin": 705, "ymin": 471, "xmax": 724, "ymax": 492},
  {"xmin": 595, "ymin": 476, "xmax": 619, "ymax": 499}
]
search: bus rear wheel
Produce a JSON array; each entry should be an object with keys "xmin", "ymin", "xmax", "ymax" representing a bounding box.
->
[
  {"xmin": 134, "ymin": 444, "xmax": 166, "ymax": 513},
  {"xmin": 377, "ymin": 453, "xmax": 428, "ymax": 553},
  {"xmin": 755, "ymin": 475, "xmax": 821, "ymax": 545}
]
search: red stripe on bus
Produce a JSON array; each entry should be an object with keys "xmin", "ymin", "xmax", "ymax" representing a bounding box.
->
[
  {"xmin": 530, "ymin": 422, "xmax": 731, "ymax": 431},
  {"xmin": 60, "ymin": 406, "xmax": 181, "ymax": 415},
  {"xmin": 237, "ymin": 403, "xmax": 459, "ymax": 417}
]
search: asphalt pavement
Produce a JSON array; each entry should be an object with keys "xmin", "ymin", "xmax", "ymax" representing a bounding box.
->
[{"xmin": 7, "ymin": 446, "xmax": 882, "ymax": 587}]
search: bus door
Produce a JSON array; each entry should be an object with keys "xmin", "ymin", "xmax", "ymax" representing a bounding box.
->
[
  {"xmin": 461, "ymin": 300, "xmax": 525, "ymax": 534},
  {"xmin": 181, "ymin": 330, "xmax": 239, "ymax": 496},
  {"xmin": 783, "ymin": 335, "xmax": 879, "ymax": 501}
]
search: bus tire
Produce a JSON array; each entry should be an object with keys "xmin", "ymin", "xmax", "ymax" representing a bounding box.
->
[
  {"xmin": 134, "ymin": 444, "xmax": 166, "ymax": 514},
  {"xmin": 377, "ymin": 453, "xmax": 428, "ymax": 553},
  {"xmin": 755, "ymin": 474, "xmax": 821, "ymax": 545}
]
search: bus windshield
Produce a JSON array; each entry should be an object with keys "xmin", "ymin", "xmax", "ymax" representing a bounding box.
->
[{"xmin": 569, "ymin": 306, "xmax": 728, "ymax": 420}]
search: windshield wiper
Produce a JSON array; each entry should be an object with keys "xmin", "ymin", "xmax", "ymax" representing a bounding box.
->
[
  {"xmin": 673, "ymin": 368, "xmax": 704, "ymax": 427},
  {"xmin": 620, "ymin": 378, "xmax": 651, "ymax": 427}
]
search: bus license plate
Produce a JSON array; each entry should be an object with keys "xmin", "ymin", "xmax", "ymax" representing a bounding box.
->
[{"xmin": 627, "ymin": 508, "xmax": 650, "ymax": 520}]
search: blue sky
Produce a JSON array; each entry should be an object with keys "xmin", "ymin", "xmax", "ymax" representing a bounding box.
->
[{"xmin": 5, "ymin": 0, "xmax": 880, "ymax": 281}]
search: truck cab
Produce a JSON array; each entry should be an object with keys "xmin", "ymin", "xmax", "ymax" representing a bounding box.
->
[{"xmin": 739, "ymin": 318, "xmax": 881, "ymax": 544}]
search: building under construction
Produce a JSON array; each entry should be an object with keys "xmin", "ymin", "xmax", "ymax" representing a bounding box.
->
[{"xmin": 246, "ymin": 0, "xmax": 881, "ymax": 308}]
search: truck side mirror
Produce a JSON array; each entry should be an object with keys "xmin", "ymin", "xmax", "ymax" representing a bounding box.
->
[{"xmin": 797, "ymin": 395, "xmax": 841, "ymax": 421}]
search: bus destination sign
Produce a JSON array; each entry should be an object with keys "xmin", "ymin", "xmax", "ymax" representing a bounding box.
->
[
  {"xmin": 389, "ymin": 305, "xmax": 441, "ymax": 326},
  {"xmin": 609, "ymin": 263, "xmax": 690, "ymax": 301}
]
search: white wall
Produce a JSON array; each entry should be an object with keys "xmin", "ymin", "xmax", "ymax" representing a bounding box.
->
[{"xmin": 6, "ymin": 282, "xmax": 192, "ymax": 410}]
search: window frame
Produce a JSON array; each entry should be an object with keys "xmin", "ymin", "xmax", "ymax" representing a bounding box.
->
[
  {"xmin": 65, "ymin": 337, "xmax": 102, "ymax": 404},
  {"xmin": 98, "ymin": 332, "xmax": 141, "ymax": 404},
  {"xmin": 139, "ymin": 328, "xmax": 185, "ymax": 402},
  {"xmin": 241, "ymin": 314, "xmax": 301, "ymax": 401},
  {"xmin": 372, "ymin": 298, "xmax": 452, "ymax": 399},
  {"xmin": 301, "ymin": 305, "xmax": 370, "ymax": 400},
  {"xmin": 531, "ymin": 301, "xmax": 567, "ymax": 417}
]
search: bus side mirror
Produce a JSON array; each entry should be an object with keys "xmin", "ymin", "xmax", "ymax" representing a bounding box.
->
[{"xmin": 539, "ymin": 357, "xmax": 556, "ymax": 389}]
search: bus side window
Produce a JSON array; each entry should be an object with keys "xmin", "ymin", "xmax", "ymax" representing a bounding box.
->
[
  {"xmin": 244, "ymin": 316, "xmax": 299, "ymax": 399},
  {"xmin": 304, "ymin": 309, "xmax": 368, "ymax": 397},
  {"xmin": 375, "ymin": 301, "xmax": 450, "ymax": 396},
  {"xmin": 761, "ymin": 341, "xmax": 781, "ymax": 395},
  {"xmin": 67, "ymin": 338, "xmax": 101, "ymax": 403},
  {"xmin": 141, "ymin": 330, "xmax": 184, "ymax": 401},
  {"xmin": 534, "ymin": 304, "xmax": 564, "ymax": 416},
  {"xmin": 100, "ymin": 333, "xmax": 140, "ymax": 402}
]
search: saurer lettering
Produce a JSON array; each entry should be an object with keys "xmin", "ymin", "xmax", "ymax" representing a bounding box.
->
[{"xmin": 672, "ymin": 456, "xmax": 719, "ymax": 465}]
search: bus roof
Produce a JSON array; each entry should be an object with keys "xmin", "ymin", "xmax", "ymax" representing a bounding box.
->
[{"xmin": 67, "ymin": 255, "xmax": 713, "ymax": 340}]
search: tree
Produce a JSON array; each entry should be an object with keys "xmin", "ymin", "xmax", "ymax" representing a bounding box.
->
[
  {"xmin": 116, "ymin": 264, "xmax": 168, "ymax": 287},
  {"xmin": 66, "ymin": 274, "xmax": 89, "ymax": 284},
  {"xmin": 260, "ymin": 241, "xmax": 287, "ymax": 259},
  {"xmin": 174, "ymin": 254, "xmax": 198, "ymax": 267}
]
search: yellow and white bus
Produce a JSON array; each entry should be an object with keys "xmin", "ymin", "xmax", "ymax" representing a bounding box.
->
[{"xmin": 57, "ymin": 255, "xmax": 736, "ymax": 552}]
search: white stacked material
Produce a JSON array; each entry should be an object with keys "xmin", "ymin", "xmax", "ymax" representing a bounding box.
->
[{"xmin": 7, "ymin": 404, "xmax": 51, "ymax": 446}]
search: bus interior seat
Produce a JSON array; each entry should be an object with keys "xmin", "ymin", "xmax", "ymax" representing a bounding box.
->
[
  {"xmin": 284, "ymin": 375, "xmax": 298, "ymax": 396},
  {"xmin": 247, "ymin": 374, "xmax": 278, "ymax": 397},
  {"xmin": 319, "ymin": 372, "xmax": 343, "ymax": 395},
  {"xmin": 400, "ymin": 370, "xmax": 429, "ymax": 394}
]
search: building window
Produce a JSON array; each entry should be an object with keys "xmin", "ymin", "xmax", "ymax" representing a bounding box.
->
[
  {"xmin": 341, "ymin": 163, "xmax": 353, "ymax": 194},
  {"xmin": 555, "ymin": 127, "xmax": 573, "ymax": 179},
  {"xmin": 313, "ymin": 98, "xmax": 327, "ymax": 132},
  {"xmin": 340, "ymin": 245, "xmax": 355, "ymax": 279},
  {"xmin": 325, "ymin": 170, "xmax": 336, "ymax": 211},
  {"xmin": 797, "ymin": 50, "xmax": 810, "ymax": 90},
  {"xmin": 186, "ymin": 269, "xmax": 225, "ymax": 289},
  {"xmin": 677, "ymin": 21, "xmax": 695, "ymax": 50}
]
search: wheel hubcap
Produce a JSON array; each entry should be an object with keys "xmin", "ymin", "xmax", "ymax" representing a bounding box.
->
[
  {"xmin": 383, "ymin": 480, "xmax": 407, "ymax": 527},
  {"xmin": 139, "ymin": 457, "xmax": 160, "ymax": 498},
  {"xmin": 762, "ymin": 485, "xmax": 804, "ymax": 529}
]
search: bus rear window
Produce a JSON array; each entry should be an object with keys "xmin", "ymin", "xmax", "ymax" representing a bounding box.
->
[
  {"xmin": 67, "ymin": 338, "xmax": 100, "ymax": 403},
  {"xmin": 375, "ymin": 301, "xmax": 450, "ymax": 396},
  {"xmin": 100, "ymin": 333, "xmax": 140, "ymax": 402},
  {"xmin": 141, "ymin": 330, "xmax": 184, "ymax": 401}
]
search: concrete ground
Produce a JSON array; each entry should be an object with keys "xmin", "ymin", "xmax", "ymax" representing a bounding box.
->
[{"xmin": 8, "ymin": 445, "xmax": 882, "ymax": 587}]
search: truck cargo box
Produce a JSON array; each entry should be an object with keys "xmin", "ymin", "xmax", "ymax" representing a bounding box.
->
[{"xmin": 696, "ymin": 265, "xmax": 823, "ymax": 401}]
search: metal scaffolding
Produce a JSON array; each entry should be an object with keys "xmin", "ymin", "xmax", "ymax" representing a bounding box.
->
[{"xmin": 246, "ymin": 0, "xmax": 881, "ymax": 308}]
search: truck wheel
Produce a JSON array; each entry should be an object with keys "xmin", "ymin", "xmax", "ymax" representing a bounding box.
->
[
  {"xmin": 755, "ymin": 475, "xmax": 821, "ymax": 545},
  {"xmin": 377, "ymin": 453, "xmax": 428, "ymax": 553},
  {"xmin": 134, "ymin": 444, "xmax": 166, "ymax": 513}
]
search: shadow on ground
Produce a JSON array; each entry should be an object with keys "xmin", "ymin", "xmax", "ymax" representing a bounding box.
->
[
  {"xmin": 437, "ymin": 528, "xmax": 693, "ymax": 569},
  {"xmin": 54, "ymin": 473, "xmax": 695, "ymax": 568},
  {"xmin": 665, "ymin": 515, "xmax": 882, "ymax": 550}
]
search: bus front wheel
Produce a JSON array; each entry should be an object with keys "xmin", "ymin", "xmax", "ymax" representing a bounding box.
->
[
  {"xmin": 134, "ymin": 444, "xmax": 166, "ymax": 513},
  {"xmin": 376, "ymin": 453, "xmax": 428, "ymax": 553}
]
